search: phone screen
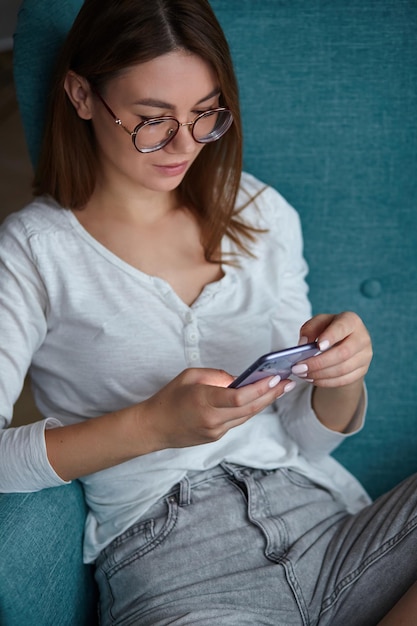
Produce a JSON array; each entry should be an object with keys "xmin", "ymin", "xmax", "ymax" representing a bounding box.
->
[{"xmin": 229, "ymin": 342, "xmax": 320, "ymax": 388}]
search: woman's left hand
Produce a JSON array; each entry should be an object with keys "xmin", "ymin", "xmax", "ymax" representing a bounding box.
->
[
  {"xmin": 291, "ymin": 311, "xmax": 372, "ymax": 432},
  {"xmin": 293, "ymin": 311, "xmax": 373, "ymax": 388}
]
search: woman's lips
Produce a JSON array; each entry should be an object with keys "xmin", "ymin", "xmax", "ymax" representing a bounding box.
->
[{"xmin": 154, "ymin": 161, "xmax": 189, "ymax": 176}]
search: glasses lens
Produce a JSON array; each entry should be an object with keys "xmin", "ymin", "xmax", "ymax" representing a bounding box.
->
[
  {"xmin": 134, "ymin": 119, "xmax": 179, "ymax": 153},
  {"xmin": 193, "ymin": 109, "xmax": 233, "ymax": 143}
]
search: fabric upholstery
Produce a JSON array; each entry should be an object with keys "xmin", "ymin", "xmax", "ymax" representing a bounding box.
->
[
  {"xmin": 13, "ymin": 0, "xmax": 83, "ymax": 166},
  {"xmin": 209, "ymin": 0, "xmax": 417, "ymax": 499},
  {"xmin": 0, "ymin": 482, "xmax": 97, "ymax": 625},
  {"xmin": 4, "ymin": 0, "xmax": 416, "ymax": 623}
]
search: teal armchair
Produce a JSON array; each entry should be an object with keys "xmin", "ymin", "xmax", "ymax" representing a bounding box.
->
[{"xmin": 1, "ymin": 1, "xmax": 416, "ymax": 623}]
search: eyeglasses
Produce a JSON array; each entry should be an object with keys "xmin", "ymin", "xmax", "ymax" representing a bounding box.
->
[{"xmin": 94, "ymin": 91, "xmax": 233, "ymax": 154}]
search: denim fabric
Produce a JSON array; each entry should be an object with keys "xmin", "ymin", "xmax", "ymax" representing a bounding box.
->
[{"xmin": 95, "ymin": 466, "xmax": 417, "ymax": 625}]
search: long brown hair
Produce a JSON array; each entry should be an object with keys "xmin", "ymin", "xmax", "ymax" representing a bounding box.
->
[{"xmin": 34, "ymin": 0, "xmax": 260, "ymax": 260}]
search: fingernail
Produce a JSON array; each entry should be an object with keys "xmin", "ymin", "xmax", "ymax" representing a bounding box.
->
[
  {"xmin": 292, "ymin": 363, "xmax": 308, "ymax": 375},
  {"xmin": 298, "ymin": 335, "xmax": 309, "ymax": 346},
  {"xmin": 268, "ymin": 375, "xmax": 281, "ymax": 388},
  {"xmin": 319, "ymin": 339, "xmax": 330, "ymax": 351},
  {"xmin": 283, "ymin": 381, "xmax": 297, "ymax": 393}
]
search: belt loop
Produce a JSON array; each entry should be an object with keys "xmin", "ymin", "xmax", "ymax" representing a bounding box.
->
[{"xmin": 179, "ymin": 475, "xmax": 191, "ymax": 507}]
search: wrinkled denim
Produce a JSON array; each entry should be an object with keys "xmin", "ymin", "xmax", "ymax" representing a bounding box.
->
[{"xmin": 95, "ymin": 464, "xmax": 417, "ymax": 625}]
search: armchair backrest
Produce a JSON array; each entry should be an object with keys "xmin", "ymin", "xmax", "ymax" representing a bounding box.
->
[{"xmin": 13, "ymin": 0, "xmax": 83, "ymax": 166}]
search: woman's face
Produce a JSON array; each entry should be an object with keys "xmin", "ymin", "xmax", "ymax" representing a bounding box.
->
[{"xmin": 90, "ymin": 50, "xmax": 220, "ymax": 194}]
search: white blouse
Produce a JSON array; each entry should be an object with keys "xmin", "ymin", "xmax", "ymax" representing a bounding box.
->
[{"xmin": 0, "ymin": 172, "xmax": 370, "ymax": 562}]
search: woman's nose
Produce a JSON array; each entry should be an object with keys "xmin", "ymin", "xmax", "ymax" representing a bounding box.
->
[{"xmin": 165, "ymin": 122, "xmax": 196, "ymax": 154}]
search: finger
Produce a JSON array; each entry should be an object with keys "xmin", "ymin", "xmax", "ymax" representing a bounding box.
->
[
  {"xmin": 208, "ymin": 375, "xmax": 295, "ymax": 412},
  {"xmin": 296, "ymin": 340, "xmax": 355, "ymax": 374},
  {"xmin": 293, "ymin": 342, "xmax": 371, "ymax": 378},
  {"xmin": 180, "ymin": 367, "xmax": 235, "ymax": 387},
  {"xmin": 309, "ymin": 364, "xmax": 369, "ymax": 388},
  {"xmin": 221, "ymin": 378, "xmax": 298, "ymax": 426},
  {"xmin": 315, "ymin": 311, "xmax": 366, "ymax": 351},
  {"xmin": 299, "ymin": 313, "xmax": 335, "ymax": 346},
  {"xmin": 300, "ymin": 311, "xmax": 366, "ymax": 352},
  {"xmin": 295, "ymin": 346, "xmax": 371, "ymax": 386}
]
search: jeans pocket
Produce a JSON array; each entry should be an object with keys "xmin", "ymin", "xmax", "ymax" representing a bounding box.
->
[
  {"xmin": 96, "ymin": 494, "xmax": 179, "ymax": 625},
  {"xmin": 281, "ymin": 467, "xmax": 329, "ymax": 491}
]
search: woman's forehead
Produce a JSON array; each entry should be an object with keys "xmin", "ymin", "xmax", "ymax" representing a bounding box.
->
[{"xmin": 105, "ymin": 51, "xmax": 218, "ymax": 105}]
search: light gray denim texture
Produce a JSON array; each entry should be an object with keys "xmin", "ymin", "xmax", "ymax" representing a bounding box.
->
[{"xmin": 95, "ymin": 464, "xmax": 417, "ymax": 625}]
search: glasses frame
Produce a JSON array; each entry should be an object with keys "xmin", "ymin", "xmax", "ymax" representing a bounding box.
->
[{"xmin": 93, "ymin": 91, "xmax": 233, "ymax": 154}]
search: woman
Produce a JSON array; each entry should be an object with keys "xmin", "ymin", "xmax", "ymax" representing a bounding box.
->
[{"xmin": 0, "ymin": 0, "xmax": 416, "ymax": 623}]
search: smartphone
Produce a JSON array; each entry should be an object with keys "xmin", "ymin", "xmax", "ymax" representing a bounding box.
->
[{"xmin": 228, "ymin": 342, "xmax": 320, "ymax": 388}]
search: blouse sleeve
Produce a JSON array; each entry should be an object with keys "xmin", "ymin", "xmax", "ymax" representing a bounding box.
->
[
  {"xmin": 260, "ymin": 185, "xmax": 367, "ymax": 457},
  {"xmin": 0, "ymin": 215, "xmax": 68, "ymax": 491}
]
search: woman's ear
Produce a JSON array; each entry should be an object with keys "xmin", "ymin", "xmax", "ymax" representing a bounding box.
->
[{"xmin": 64, "ymin": 71, "xmax": 94, "ymax": 120}]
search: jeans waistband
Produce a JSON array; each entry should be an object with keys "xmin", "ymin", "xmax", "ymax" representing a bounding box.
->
[{"xmin": 173, "ymin": 463, "xmax": 268, "ymax": 506}]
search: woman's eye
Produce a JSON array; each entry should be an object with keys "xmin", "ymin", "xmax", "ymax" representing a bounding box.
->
[{"xmin": 139, "ymin": 115, "xmax": 172, "ymax": 124}]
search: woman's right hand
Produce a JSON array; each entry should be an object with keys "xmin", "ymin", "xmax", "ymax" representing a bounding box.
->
[
  {"xmin": 137, "ymin": 367, "xmax": 295, "ymax": 451},
  {"xmin": 46, "ymin": 368, "xmax": 294, "ymax": 482}
]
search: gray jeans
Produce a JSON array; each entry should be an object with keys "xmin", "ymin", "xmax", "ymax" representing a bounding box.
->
[{"xmin": 95, "ymin": 464, "xmax": 417, "ymax": 625}]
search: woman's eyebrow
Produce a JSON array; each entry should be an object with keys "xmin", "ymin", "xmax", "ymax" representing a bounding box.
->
[
  {"xmin": 134, "ymin": 88, "xmax": 221, "ymax": 109},
  {"xmin": 196, "ymin": 88, "xmax": 221, "ymax": 105}
]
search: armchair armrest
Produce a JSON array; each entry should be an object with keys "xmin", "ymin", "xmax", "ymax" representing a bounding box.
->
[{"xmin": 0, "ymin": 481, "xmax": 98, "ymax": 626}]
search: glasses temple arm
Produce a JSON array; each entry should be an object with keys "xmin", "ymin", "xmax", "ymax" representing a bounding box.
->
[{"xmin": 91, "ymin": 88, "xmax": 133, "ymax": 136}]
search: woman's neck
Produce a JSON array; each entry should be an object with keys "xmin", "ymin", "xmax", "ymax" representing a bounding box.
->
[{"xmin": 83, "ymin": 180, "xmax": 180, "ymax": 226}]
